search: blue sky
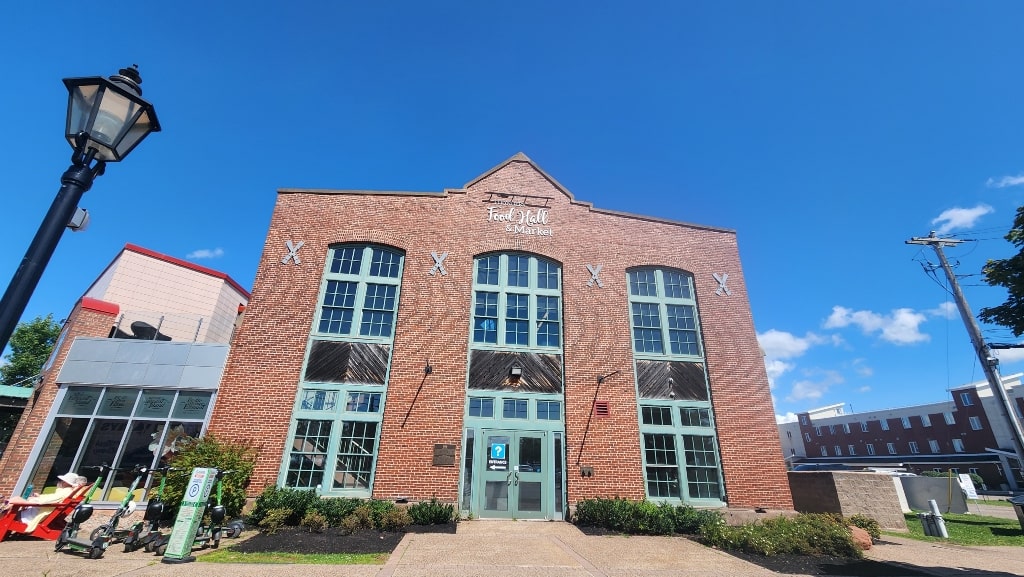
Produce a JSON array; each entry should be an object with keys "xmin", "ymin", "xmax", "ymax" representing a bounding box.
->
[{"xmin": 4, "ymin": 2, "xmax": 1024, "ymax": 421}]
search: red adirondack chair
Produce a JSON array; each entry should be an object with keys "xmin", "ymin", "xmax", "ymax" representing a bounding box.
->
[{"xmin": 0, "ymin": 483, "xmax": 91, "ymax": 542}]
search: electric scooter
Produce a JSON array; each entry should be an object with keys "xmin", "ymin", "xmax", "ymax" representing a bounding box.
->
[
  {"xmin": 55, "ymin": 464, "xmax": 117, "ymax": 559},
  {"xmin": 152, "ymin": 468, "xmax": 243, "ymax": 556},
  {"xmin": 121, "ymin": 465, "xmax": 176, "ymax": 553},
  {"xmin": 84, "ymin": 464, "xmax": 150, "ymax": 556}
]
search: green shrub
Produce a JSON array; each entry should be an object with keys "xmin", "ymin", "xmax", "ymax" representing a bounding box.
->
[
  {"xmin": 574, "ymin": 497, "xmax": 636, "ymax": 532},
  {"xmin": 671, "ymin": 505, "xmax": 724, "ymax": 534},
  {"xmin": 368, "ymin": 499, "xmax": 398, "ymax": 528},
  {"xmin": 161, "ymin": 435, "xmax": 256, "ymax": 519},
  {"xmin": 339, "ymin": 514, "xmax": 363, "ymax": 535},
  {"xmin": 848, "ymin": 514, "xmax": 881, "ymax": 541},
  {"xmin": 308, "ymin": 497, "xmax": 362, "ymax": 527},
  {"xmin": 408, "ymin": 498, "xmax": 456, "ymax": 525},
  {"xmin": 573, "ymin": 498, "xmax": 722, "ymax": 536},
  {"xmin": 257, "ymin": 507, "xmax": 291, "ymax": 535},
  {"xmin": 248, "ymin": 486, "xmax": 319, "ymax": 526},
  {"xmin": 351, "ymin": 504, "xmax": 374, "ymax": 530},
  {"xmin": 623, "ymin": 500, "xmax": 674, "ymax": 535},
  {"xmin": 300, "ymin": 510, "xmax": 328, "ymax": 533},
  {"xmin": 700, "ymin": 513, "xmax": 861, "ymax": 558},
  {"xmin": 249, "ymin": 489, "xmax": 416, "ymax": 532},
  {"xmin": 380, "ymin": 507, "xmax": 412, "ymax": 531}
]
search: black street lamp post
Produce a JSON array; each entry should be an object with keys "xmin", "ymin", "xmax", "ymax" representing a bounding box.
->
[{"xmin": 0, "ymin": 65, "xmax": 160, "ymax": 354}]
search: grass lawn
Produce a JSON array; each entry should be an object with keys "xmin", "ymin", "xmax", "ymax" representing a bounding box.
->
[
  {"xmin": 896, "ymin": 512, "xmax": 1024, "ymax": 546},
  {"xmin": 968, "ymin": 497, "xmax": 1013, "ymax": 507},
  {"xmin": 198, "ymin": 549, "xmax": 387, "ymax": 565}
]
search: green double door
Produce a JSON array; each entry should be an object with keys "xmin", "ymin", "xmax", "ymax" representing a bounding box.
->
[{"xmin": 478, "ymin": 430, "xmax": 549, "ymax": 519}]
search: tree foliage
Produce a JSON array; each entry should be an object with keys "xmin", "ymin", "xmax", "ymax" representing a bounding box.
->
[
  {"xmin": 0, "ymin": 314, "xmax": 61, "ymax": 386},
  {"xmin": 161, "ymin": 434, "xmax": 256, "ymax": 519},
  {"xmin": 980, "ymin": 206, "xmax": 1024, "ymax": 335}
]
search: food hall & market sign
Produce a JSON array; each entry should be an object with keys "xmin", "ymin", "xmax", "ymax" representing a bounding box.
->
[{"xmin": 486, "ymin": 202, "xmax": 554, "ymax": 237}]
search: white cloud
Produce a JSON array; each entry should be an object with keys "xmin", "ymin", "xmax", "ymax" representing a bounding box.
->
[
  {"xmin": 776, "ymin": 412, "xmax": 798, "ymax": 424},
  {"xmin": 786, "ymin": 370, "xmax": 843, "ymax": 402},
  {"xmin": 850, "ymin": 358, "xmax": 873, "ymax": 378},
  {"xmin": 857, "ymin": 386, "xmax": 872, "ymax": 393},
  {"xmin": 926, "ymin": 302, "xmax": 958, "ymax": 320},
  {"xmin": 764, "ymin": 359, "xmax": 794, "ymax": 386},
  {"xmin": 757, "ymin": 329, "xmax": 826, "ymax": 359},
  {"xmin": 187, "ymin": 248, "xmax": 225, "ymax": 259},
  {"xmin": 824, "ymin": 305, "xmax": 929, "ymax": 345},
  {"xmin": 757, "ymin": 329, "xmax": 828, "ymax": 389},
  {"xmin": 930, "ymin": 204, "xmax": 993, "ymax": 234},
  {"xmin": 987, "ymin": 174, "xmax": 1024, "ymax": 188}
]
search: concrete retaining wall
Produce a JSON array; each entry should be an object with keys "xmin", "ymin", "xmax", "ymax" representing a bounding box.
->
[{"xmin": 788, "ymin": 471, "xmax": 908, "ymax": 531}]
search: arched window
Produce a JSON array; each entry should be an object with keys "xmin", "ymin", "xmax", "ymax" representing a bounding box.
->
[
  {"xmin": 471, "ymin": 253, "xmax": 562, "ymax": 350},
  {"xmin": 284, "ymin": 244, "xmax": 404, "ymax": 497},
  {"xmin": 629, "ymin": 267, "xmax": 723, "ymax": 505},
  {"xmin": 628, "ymin": 268, "xmax": 701, "ymax": 357},
  {"xmin": 316, "ymin": 245, "xmax": 403, "ymax": 339}
]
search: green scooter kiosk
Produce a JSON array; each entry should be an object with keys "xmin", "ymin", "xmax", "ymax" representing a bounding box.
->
[{"xmin": 160, "ymin": 467, "xmax": 216, "ymax": 564}]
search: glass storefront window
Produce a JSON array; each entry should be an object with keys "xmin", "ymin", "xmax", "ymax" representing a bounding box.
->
[
  {"xmin": 136, "ymin": 390, "xmax": 175, "ymax": 418},
  {"xmin": 28, "ymin": 387, "xmax": 212, "ymax": 501},
  {"xmin": 97, "ymin": 390, "xmax": 139, "ymax": 417},
  {"xmin": 57, "ymin": 388, "xmax": 102, "ymax": 415},
  {"xmin": 172, "ymin": 391, "xmax": 212, "ymax": 420}
]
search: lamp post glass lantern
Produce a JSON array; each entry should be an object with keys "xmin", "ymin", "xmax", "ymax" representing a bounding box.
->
[
  {"xmin": 64, "ymin": 65, "xmax": 160, "ymax": 162},
  {"xmin": 0, "ymin": 65, "xmax": 160, "ymax": 356}
]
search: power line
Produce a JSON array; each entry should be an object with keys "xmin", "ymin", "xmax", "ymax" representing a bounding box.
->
[{"xmin": 907, "ymin": 231, "xmax": 1024, "ymax": 489}]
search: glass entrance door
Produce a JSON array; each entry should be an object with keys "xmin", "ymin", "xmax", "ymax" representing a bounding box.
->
[{"xmin": 478, "ymin": 430, "xmax": 548, "ymax": 519}]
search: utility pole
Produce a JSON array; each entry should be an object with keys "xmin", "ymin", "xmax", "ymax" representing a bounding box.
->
[{"xmin": 908, "ymin": 232, "xmax": 1024, "ymax": 487}]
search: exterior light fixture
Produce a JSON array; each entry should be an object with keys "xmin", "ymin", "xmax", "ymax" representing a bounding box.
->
[
  {"xmin": 0, "ymin": 65, "xmax": 160, "ymax": 353},
  {"xmin": 63, "ymin": 65, "xmax": 161, "ymax": 162},
  {"xmin": 509, "ymin": 363, "xmax": 523, "ymax": 378}
]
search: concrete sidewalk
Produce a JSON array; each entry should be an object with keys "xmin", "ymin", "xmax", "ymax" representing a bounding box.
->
[
  {"xmin": 1, "ymin": 520, "xmax": 1023, "ymax": 577},
  {"xmin": 865, "ymin": 535, "xmax": 1024, "ymax": 577}
]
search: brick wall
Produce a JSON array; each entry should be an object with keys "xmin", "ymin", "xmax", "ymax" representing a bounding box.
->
[
  {"xmin": 0, "ymin": 299, "xmax": 117, "ymax": 495},
  {"xmin": 208, "ymin": 156, "xmax": 793, "ymax": 509},
  {"xmin": 788, "ymin": 471, "xmax": 908, "ymax": 531}
]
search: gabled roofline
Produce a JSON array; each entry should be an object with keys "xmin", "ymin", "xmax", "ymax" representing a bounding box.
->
[
  {"xmin": 463, "ymin": 152, "xmax": 578, "ymax": 202},
  {"xmin": 278, "ymin": 153, "xmax": 737, "ymax": 235}
]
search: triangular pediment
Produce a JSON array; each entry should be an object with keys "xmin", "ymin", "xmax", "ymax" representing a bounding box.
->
[{"xmin": 462, "ymin": 152, "xmax": 578, "ymax": 205}]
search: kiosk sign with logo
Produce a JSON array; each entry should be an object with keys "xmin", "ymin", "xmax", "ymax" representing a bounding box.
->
[{"xmin": 161, "ymin": 467, "xmax": 216, "ymax": 563}]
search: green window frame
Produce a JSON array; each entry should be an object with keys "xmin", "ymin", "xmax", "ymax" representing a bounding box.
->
[
  {"xmin": 284, "ymin": 391, "xmax": 385, "ymax": 495},
  {"xmin": 630, "ymin": 267, "xmax": 722, "ymax": 504},
  {"xmin": 637, "ymin": 403, "xmax": 723, "ymax": 503},
  {"xmin": 471, "ymin": 253, "xmax": 562, "ymax": 350},
  {"xmin": 627, "ymin": 268, "xmax": 702, "ymax": 357},
  {"xmin": 316, "ymin": 245, "xmax": 404, "ymax": 339},
  {"xmin": 284, "ymin": 244, "xmax": 404, "ymax": 497}
]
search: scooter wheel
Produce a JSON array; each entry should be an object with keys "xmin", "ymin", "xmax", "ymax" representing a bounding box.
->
[
  {"xmin": 88, "ymin": 547, "xmax": 104, "ymax": 559},
  {"xmin": 156, "ymin": 544, "xmax": 167, "ymax": 556},
  {"xmin": 212, "ymin": 538, "xmax": 220, "ymax": 549},
  {"xmin": 89, "ymin": 525, "xmax": 110, "ymax": 541},
  {"xmin": 54, "ymin": 538, "xmax": 66, "ymax": 552},
  {"xmin": 144, "ymin": 540, "xmax": 155, "ymax": 553}
]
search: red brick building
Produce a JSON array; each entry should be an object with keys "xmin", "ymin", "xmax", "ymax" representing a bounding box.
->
[
  {"xmin": 779, "ymin": 373, "xmax": 1024, "ymax": 491},
  {"xmin": 210, "ymin": 153, "xmax": 792, "ymax": 518}
]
